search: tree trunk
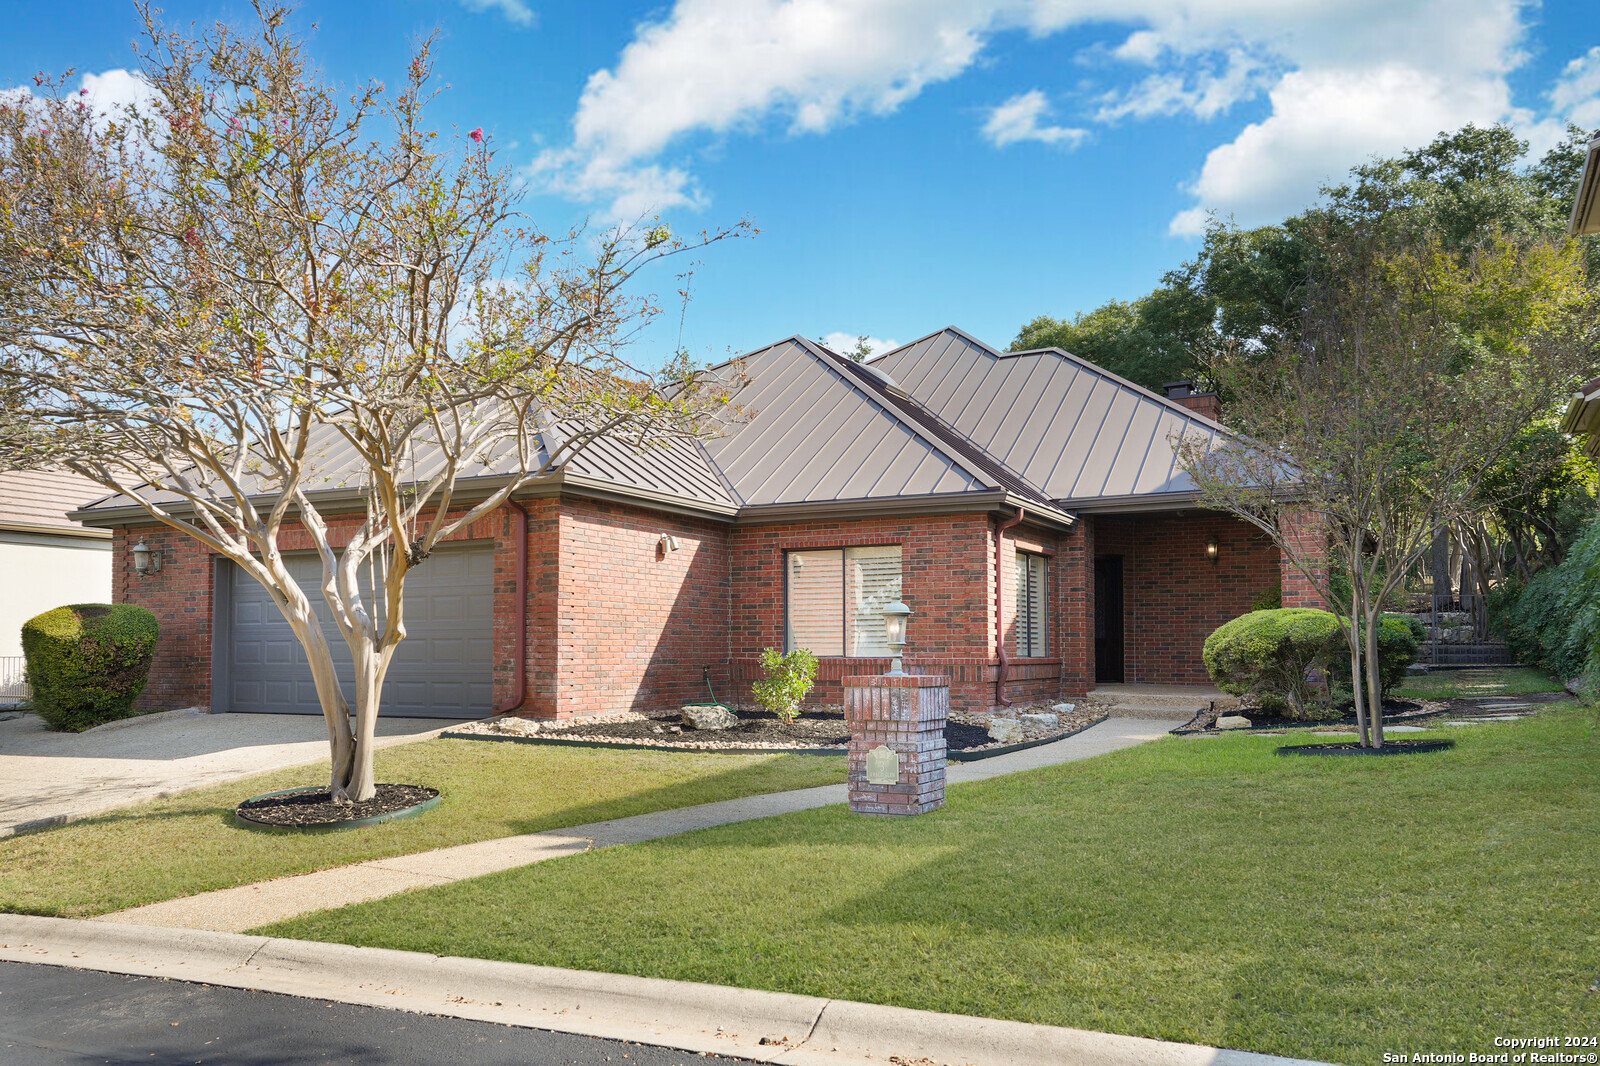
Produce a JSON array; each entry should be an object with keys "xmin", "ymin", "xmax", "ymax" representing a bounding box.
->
[
  {"xmin": 1431, "ymin": 528, "xmax": 1452, "ymax": 603},
  {"xmin": 1348, "ymin": 611, "xmax": 1370, "ymax": 747},
  {"xmin": 1364, "ymin": 604, "xmax": 1385, "ymax": 749}
]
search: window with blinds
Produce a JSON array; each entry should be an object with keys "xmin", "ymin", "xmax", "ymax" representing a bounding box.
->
[
  {"xmin": 786, "ymin": 546, "xmax": 902, "ymax": 657},
  {"xmin": 1015, "ymin": 551, "xmax": 1047, "ymax": 658}
]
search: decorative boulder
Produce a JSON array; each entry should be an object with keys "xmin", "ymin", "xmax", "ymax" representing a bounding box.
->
[
  {"xmin": 987, "ymin": 717, "xmax": 1025, "ymax": 744},
  {"xmin": 1050, "ymin": 702, "xmax": 1076, "ymax": 715},
  {"xmin": 1216, "ymin": 714, "xmax": 1253, "ymax": 730},
  {"xmin": 490, "ymin": 716, "xmax": 540, "ymax": 735},
  {"xmin": 682, "ymin": 703, "xmax": 739, "ymax": 730},
  {"xmin": 1019, "ymin": 712, "xmax": 1058, "ymax": 729}
]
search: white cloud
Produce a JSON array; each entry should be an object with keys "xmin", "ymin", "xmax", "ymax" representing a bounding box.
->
[
  {"xmin": 820, "ymin": 332, "xmax": 898, "ymax": 359},
  {"xmin": 982, "ymin": 90, "xmax": 1087, "ymax": 148},
  {"xmin": 533, "ymin": 0, "xmax": 1577, "ymax": 230},
  {"xmin": 457, "ymin": 0, "xmax": 535, "ymax": 27},
  {"xmin": 1549, "ymin": 46, "xmax": 1600, "ymax": 133}
]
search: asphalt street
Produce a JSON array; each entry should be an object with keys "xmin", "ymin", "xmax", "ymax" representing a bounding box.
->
[{"xmin": 0, "ymin": 960, "xmax": 751, "ymax": 1065}]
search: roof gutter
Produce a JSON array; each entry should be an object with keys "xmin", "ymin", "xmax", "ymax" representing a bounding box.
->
[{"xmin": 994, "ymin": 507, "xmax": 1025, "ymax": 708}]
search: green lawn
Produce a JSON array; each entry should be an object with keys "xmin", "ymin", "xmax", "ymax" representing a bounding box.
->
[
  {"xmin": 0, "ymin": 739, "xmax": 843, "ymax": 918},
  {"xmin": 1392, "ymin": 665, "xmax": 1563, "ymax": 700},
  {"xmin": 266, "ymin": 707, "xmax": 1600, "ymax": 1063}
]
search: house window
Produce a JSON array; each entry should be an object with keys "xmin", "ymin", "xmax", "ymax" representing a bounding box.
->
[
  {"xmin": 1015, "ymin": 551, "xmax": 1047, "ymax": 658},
  {"xmin": 786, "ymin": 546, "xmax": 902, "ymax": 657}
]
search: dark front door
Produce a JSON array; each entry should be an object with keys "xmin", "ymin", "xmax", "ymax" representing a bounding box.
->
[{"xmin": 1095, "ymin": 556, "xmax": 1125, "ymax": 683}]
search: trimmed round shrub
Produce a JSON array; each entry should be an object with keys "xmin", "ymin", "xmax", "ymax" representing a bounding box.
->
[
  {"xmin": 21, "ymin": 604, "xmax": 160, "ymax": 732},
  {"xmin": 1335, "ymin": 613, "xmax": 1423, "ymax": 698},
  {"xmin": 1203, "ymin": 608, "xmax": 1341, "ymax": 718}
]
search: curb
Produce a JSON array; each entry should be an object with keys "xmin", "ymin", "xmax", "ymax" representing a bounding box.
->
[{"xmin": 0, "ymin": 914, "xmax": 1328, "ymax": 1066}]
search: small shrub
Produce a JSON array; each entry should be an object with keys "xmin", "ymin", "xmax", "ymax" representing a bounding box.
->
[
  {"xmin": 1249, "ymin": 582, "xmax": 1283, "ymax": 612},
  {"xmin": 751, "ymin": 647, "xmax": 818, "ymax": 723},
  {"xmin": 1203, "ymin": 608, "xmax": 1341, "ymax": 718},
  {"xmin": 22, "ymin": 603, "xmax": 160, "ymax": 732}
]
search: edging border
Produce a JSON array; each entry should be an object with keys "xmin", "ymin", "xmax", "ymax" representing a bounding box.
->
[
  {"xmin": 234, "ymin": 785, "xmax": 441, "ymax": 834},
  {"xmin": 440, "ymin": 712, "xmax": 1112, "ymax": 763}
]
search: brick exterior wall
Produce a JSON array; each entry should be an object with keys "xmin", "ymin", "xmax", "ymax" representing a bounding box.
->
[
  {"xmin": 1090, "ymin": 511, "xmax": 1280, "ymax": 685},
  {"xmin": 552, "ymin": 499, "xmax": 729, "ymax": 717},
  {"xmin": 1278, "ymin": 510, "xmax": 1329, "ymax": 609},
  {"xmin": 110, "ymin": 492, "xmax": 1296, "ymax": 719}
]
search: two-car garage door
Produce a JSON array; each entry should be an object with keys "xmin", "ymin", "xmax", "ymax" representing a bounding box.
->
[{"xmin": 223, "ymin": 546, "xmax": 495, "ymax": 718}]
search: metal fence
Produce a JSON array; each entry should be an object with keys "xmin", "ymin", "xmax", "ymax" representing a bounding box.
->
[
  {"xmin": 0, "ymin": 655, "xmax": 29, "ymax": 706},
  {"xmin": 1419, "ymin": 593, "xmax": 1512, "ymax": 667}
]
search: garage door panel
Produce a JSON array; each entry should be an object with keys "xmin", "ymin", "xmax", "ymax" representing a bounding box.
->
[{"xmin": 227, "ymin": 546, "xmax": 494, "ymax": 718}]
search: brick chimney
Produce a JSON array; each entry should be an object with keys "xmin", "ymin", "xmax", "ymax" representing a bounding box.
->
[{"xmin": 1164, "ymin": 380, "xmax": 1221, "ymax": 423}]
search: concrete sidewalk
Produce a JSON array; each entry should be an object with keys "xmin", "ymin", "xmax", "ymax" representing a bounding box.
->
[
  {"xmin": 0, "ymin": 913, "xmax": 1325, "ymax": 1066},
  {"xmin": 0, "ymin": 709, "xmax": 452, "ymax": 837},
  {"xmin": 101, "ymin": 717, "xmax": 1177, "ymax": 933}
]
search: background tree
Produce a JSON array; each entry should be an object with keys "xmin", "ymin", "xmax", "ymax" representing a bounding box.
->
[
  {"xmin": 0, "ymin": 4, "xmax": 746, "ymax": 801},
  {"xmin": 1183, "ymin": 224, "xmax": 1593, "ymax": 746}
]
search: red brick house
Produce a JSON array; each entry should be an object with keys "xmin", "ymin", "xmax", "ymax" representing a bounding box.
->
[{"xmin": 73, "ymin": 327, "xmax": 1314, "ymax": 718}]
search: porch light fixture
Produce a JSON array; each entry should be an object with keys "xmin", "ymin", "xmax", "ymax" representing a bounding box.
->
[
  {"xmin": 131, "ymin": 539, "xmax": 163, "ymax": 575},
  {"xmin": 1205, "ymin": 535, "xmax": 1220, "ymax": 562},
  {"xmin": 659, "ymin": 534, "xmax": 680, "ymax": 553},
  {"xmin": 883, "ymin": 600, "xmax": 912, "ymax": 676}
]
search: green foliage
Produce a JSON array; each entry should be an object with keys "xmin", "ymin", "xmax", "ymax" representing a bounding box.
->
[
  {"xmin": 1334, "ymin": 615, "xmax": 1423, "ymax": 698},
  {"xmin": 1011, "ymin": 269, "xmax": 1216, "ymax": 391},
  {"xmin": 751, "ymin": 647, "xmax": 819, "ymax": 723},
  {"xmin": 1495, "ymin": 519, "xmax": 1600, "ymax": 682},
  {"xmin": 1202, "ymin": 609, "xmax": 1341, "ymax": 718},
  {"xmin": 1249, "ymin": 582, "xmax": 1282, "ymax": 612},
  {"xmin": 22, "ymin": 603, "xmax": 159, "ymax": 732}
]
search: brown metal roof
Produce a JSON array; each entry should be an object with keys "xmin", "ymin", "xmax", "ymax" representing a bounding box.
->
[
  {"xmin": 0, "ymin": 469, "xmax": 115, "ymax": 537},
  {"xmin": 872, "ymin": 327, "xmax": 1226, "ymax": 508},
  {"xmin": 700, "ymin": 337, "xmax": 1000, "ymax": 507}
]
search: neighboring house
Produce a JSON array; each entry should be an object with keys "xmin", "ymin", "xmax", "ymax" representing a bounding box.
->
[
  {"xmin": 72, "ymin": 328, "xmax": 1316, "ymax": 718},
  {"xmin": 1, "ymin": 470, "xmax": 114, "ymax": 704}
]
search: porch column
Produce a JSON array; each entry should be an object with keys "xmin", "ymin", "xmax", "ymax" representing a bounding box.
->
[
  {"xmin": 1279, "ymin": 510, "xmax": 1328, "ymax": 609},
  {"xmin": 1057, "ymin": 516, "xmax": 1093, "ymax": 696}
]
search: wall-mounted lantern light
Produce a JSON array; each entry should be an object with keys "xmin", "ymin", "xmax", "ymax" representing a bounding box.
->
[
  {"xmin": 1205, "ymin": 535, "xmax": 1220, "ymax": 562},
  {"xmin": 658, "ymin": 534, "xmax": 680, "ymax": 553},
  {"xmin": 883, "ymin": 600, "xmax": 912, "ymax": 676},
  {"xmin": 131, "ymin": 539, "xmax": 163, "ymax": 575}
]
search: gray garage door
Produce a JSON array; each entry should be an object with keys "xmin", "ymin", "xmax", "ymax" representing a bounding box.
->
[{"xmin": 224, "ymin": 546, "xmax": 495, "ymax": 718}]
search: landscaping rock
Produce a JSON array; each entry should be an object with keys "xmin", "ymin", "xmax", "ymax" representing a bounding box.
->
[
  {"xmin": 1406, "ymin": 663, "xmax": 1429, "ymax": 674},
  {"xmin": 1565, "ymin": 676, "xmax": 1583, "ymax": 696},
  {"xmin": 1019, "ymin": 712, "xmax": 1058, "ymax": 729},
  {"xmin": 490, "ymin": 716, "xmax": 541, "ymax": 736},
  {"xmin": 1216, "ymin": 714, "xmax": 1252, "ymax": 730},
  {"xmin": 1050, "ymin": 702, "xmax": 1076, "ymax": 715},
  {"xmin": 987, "ymin": 717, "xmax": 1026, "ymax": 744},
  {"xmin": 681, "ymin": 704, "xmax": 738, "ymax": 731}
]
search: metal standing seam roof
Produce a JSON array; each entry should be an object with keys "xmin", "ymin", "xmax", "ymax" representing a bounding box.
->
[
  {"xmin": 697, "ymin": 337, "xmax": 1004, "ymax": 507},
  {"xmin": 871, "ymin": 326, "xmax": 1227, "ymax": 508}
]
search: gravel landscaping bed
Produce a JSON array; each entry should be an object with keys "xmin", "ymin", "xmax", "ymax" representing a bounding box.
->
[
  {"xmin": 444, "ymin": 701, "xmax": 1108, "ymax": 754},
  {"xmin": 235, "ymin": 784, "xmax": 440, "ymax": 829},
  {"xmin": 1174, "ymin": 689, "xmax": 1567, "ymax": 734}
]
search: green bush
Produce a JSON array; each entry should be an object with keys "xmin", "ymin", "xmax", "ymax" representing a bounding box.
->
[
  {"xmin": 1202, "ymin": 608, "xmax": 1341, "ymax": 718},
  {"xmin": 1338, "ymin": 614, "xmax": 1423, "ymax": 697},
  {"xmin": 1494, "ymin": 519, "xmax": 1600, "ymax": 684},
  {"xmin": 21, "ymin": 603, "xmax": 160, "ymax": 732},
  {"xmin": 1250, "ymin": 582, "xmax": 1283, "ymax": 612},
  {"xmin": 751, "ymin": 647, "xmax": 818, "ymax": 723}
]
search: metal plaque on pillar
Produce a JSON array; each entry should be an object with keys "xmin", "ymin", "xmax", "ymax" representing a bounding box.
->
[{"xmin": 866, "ymin": 744, "xmax": 901, "ymax": 785}]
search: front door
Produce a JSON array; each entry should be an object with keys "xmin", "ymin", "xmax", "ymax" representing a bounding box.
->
[{"xmin": 1095, "ymin": 556, "xmax": 1125, "ymax": 683}]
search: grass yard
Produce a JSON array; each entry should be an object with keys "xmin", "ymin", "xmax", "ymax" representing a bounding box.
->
[
  {"xmin": 1392, "ymin": 665, "xmax": 1563, "ymax": 700},
  {"xmin": 0, "ymin": 739, "xmax": 843, "ymax": 918},
  {"xmin": 266, "ymin": 706, "xmax": 1600, "ymax": 1063}
]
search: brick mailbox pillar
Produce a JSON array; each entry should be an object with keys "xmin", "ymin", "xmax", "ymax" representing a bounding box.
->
[{"xmin": 844, "ymin": 674, "xmax": 949, "ymax": 816}]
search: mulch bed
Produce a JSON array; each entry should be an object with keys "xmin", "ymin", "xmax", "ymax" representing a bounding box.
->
[
  {"xmin": 235, "ymin": 784, "xmax": 439, "ymax": 828},
  {"xmin": 1277, "ymin": 739, "xmax": 1456, "ymax": 756}
]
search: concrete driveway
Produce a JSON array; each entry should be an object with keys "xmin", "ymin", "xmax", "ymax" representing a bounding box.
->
[{"xmin": 0, "ymin": 710, "xmax": 453, "ymax": 837}]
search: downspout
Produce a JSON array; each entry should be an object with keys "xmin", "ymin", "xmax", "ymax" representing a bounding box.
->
[
  {"xmin": 995, "ymin": 507, "xmax": 1025, "ymax": 708},
  {"xmin": 498, "ymin": 498, "xmax": 529, "ymax": 714}
]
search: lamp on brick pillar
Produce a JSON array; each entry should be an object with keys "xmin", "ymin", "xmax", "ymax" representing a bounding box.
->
[
  {"xmin": 130, "ymin": 539, "xmax": 163, "ymax": 576},
  {"xmin": 882, "ymin": 600, "xmax": 912, "ymax": 676}
]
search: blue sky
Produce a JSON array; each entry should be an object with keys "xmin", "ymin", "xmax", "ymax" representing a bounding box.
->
[{"xmin": 3, "ymin": 1, "xmax": 1597, "ymax": 369}]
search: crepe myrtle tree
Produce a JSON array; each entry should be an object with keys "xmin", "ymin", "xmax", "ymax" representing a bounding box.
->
[
  {"xmin": 0, "ymin": 4, "xmax": 749, "ymax": 802},
  {"xmin": 1180, "ymin": 222, "xmax": 1593, "ymax": 747}
]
